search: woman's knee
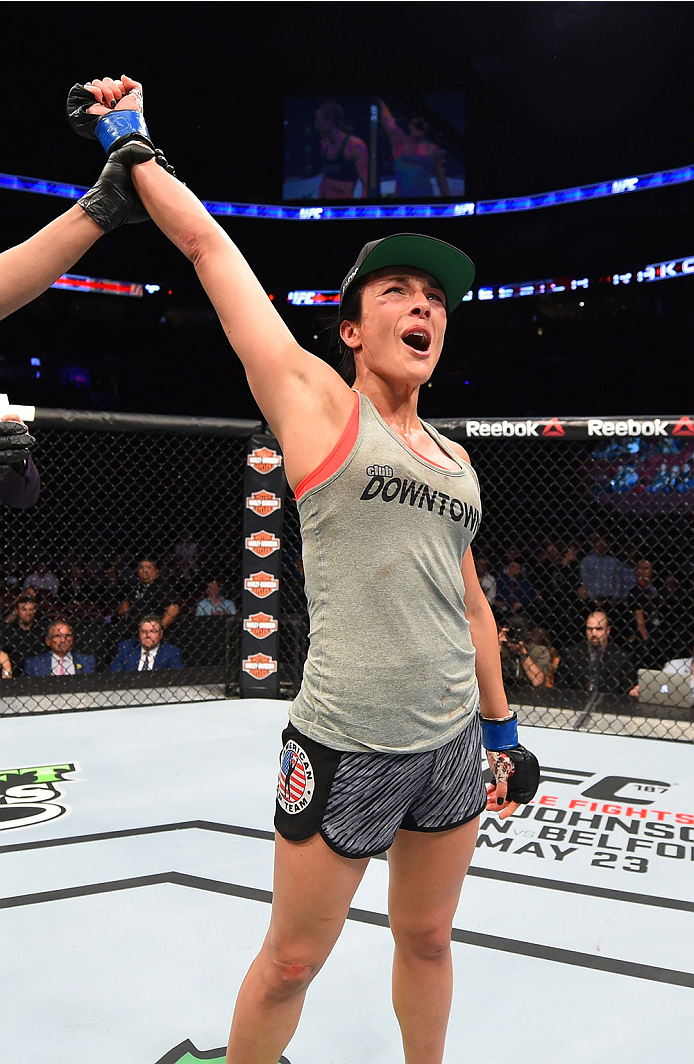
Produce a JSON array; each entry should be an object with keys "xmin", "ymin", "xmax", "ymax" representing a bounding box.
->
[
  {"xmin": 391, "ymin": 921, "xmax": 452, "ymax": 963},
  {"xmin": 259, "ymin": 952, "xmax": 323, "ymax": 1001}
]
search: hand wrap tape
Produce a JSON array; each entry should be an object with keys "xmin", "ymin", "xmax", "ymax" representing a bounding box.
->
[
  {"xmin": 480, "ymin": 712, "xmax": 518, "ymax": 751},
  {"xmin": 95, "ymin": 111, "xmax": 151, "ymax": 154}
]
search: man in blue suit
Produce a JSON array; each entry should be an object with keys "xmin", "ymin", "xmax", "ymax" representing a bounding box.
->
[
  {"xmin": 24, "ymin": 620, "xmax": 95, "ymax": 676},
  {"xmin": 110, "ymin": 615, "xmax": 183, "ymax": 672}
]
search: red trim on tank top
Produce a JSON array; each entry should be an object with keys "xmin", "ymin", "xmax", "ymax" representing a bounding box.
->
[
  {"xmin": 294, "ymin": 392, "xmax": 361, "ymax": 501},
  {"xmin": 408, "ymin": 447, "xmax": 451, "ymax": 471},
  {"xmin": 294, "ymin": 393, "xmax": 462, "ymax": 499}
]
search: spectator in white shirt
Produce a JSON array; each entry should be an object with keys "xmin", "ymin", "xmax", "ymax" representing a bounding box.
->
[{"xmin": 174, "ymin": 530, "xmax": 199, "ymax": 581}]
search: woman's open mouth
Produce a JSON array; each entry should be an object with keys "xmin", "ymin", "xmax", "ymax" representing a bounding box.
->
[{"xmin": 401, "ymin": 328, "xmax": 431, "ymax": 354}]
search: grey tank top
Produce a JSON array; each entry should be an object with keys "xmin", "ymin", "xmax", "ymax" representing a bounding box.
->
[{"xmin": 291, "ymin": 392, "xmax": 482, "ymax": 754}]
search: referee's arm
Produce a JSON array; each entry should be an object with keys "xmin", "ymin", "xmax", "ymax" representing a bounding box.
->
[{"xmin": 0, "ymin": 206, "xmax": 103, "ymax": 322}]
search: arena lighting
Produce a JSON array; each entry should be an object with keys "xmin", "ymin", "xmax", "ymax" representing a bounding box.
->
[
  {"xmin": 476, "ymin": 253, "xmax": 694, "ymax": 301},
  {"xmin": 288, "ymin": 291, "xmax": 340, "ymax": 306},
  {"xmin": 205, "ymin": 164, "xmax": 694, "ymax": 218},
  {"xmin": 287, "ymin": 253, "xmax": 694, "ymax": 306},
  {"xmin": 1, "ymin": 162, "xmax": 693, "ymax": 220},
  {"xmin": 50, "ymin": 274, "xmax": 144, "ymax": 297},
  {"xmin": 42, "ymin": 253, "xmax": 694, "ymax": 307}
]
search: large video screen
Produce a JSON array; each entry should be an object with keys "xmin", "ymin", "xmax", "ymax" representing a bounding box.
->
[{"xmin": 283, "ymin": 93, "xmax": 466, "ymax": 202}]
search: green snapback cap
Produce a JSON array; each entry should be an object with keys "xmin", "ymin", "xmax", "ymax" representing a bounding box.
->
[{"xmin": 340, "ymin": 232, "xmax": 475, "ymax": 312}]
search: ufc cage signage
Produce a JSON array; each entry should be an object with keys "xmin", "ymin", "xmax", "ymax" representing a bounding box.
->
[
  {"xmin": 239, "ymin": 436, "xmax": 287, "ymax": 697},
  {"xmin": 432, "ymin": 414, "xmax": 694, "ymax": 441}
]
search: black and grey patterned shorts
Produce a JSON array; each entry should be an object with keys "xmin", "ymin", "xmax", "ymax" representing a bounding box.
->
[{"xmin": 274, "ymin": 716, "xmax": 487, "ymax": 859}]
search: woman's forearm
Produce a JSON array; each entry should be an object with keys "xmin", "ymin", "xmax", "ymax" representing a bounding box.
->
[
  {"xmin": 0, "ymin": 205, "xmax": 102, "ymax": 321},
  {"xmin": 379, "ymin": 99, "xmax": 397, "ymax": 135},
  {"xmin": 130, "ymin": 157, "xmax": 223, "ymax": 260},
  {"xmin": 130, "ymin": 157, "xmax": 298, "ymax": 363},
  {"xmin": 468, "ymin": 598, "xmax": 511, "ymax": 718}
]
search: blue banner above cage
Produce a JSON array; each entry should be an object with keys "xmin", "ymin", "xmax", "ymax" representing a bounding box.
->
[{"xmin": 2, "ymin": 162, "xmax": 692, "ymax": 220}]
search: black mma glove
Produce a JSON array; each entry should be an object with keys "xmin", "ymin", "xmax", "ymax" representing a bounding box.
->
[
  {"xmin": 0, "ymin": 421, "xmax": 36, "ymax": 475},
  {"xmin": 66, "ymin": 81, "xmax": 153, "ymax": 154},
  {"xmin": 78, "ymin": 145, "xmax": 176, "ymax": 234},
  {"xmin": 481, "ymin": 711, "xmax": 540, "ymax": 805}
]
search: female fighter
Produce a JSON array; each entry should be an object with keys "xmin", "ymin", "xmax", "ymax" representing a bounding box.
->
[
  {"xmin": 380, "ymin": 100, "xmax": 450, "ymax": 198},
  {"xmin": 79, "ymin": 76, "xmax": 538, "ymax": 1064},
  {"xmin": 314, "ymin": 101, "xmax": 369, "ymax": 200}
]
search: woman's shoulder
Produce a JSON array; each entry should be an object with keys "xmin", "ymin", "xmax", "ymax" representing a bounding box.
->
[
  {"xmin": 446, "ymin": 439, "xmax": 471, "ymax": 465},
  {"xmin": 437, "ymin": 433, "xmax": 473, "ymax": 470},
  {"xmin": 346, "ymin": 134, "xmax": 366, "ymax": 153}
]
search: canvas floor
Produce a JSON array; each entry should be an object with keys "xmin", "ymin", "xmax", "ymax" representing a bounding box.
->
[{"xmin": 2, "ymin": 698, "xmax": 692, "ymax": 1064}]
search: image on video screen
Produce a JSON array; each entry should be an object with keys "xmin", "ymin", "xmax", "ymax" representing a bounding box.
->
[{"xmin": 283, "ymin": 93, "xmax": 466, "ymax": 202}]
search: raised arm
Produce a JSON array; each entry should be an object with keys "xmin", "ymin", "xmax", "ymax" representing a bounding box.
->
[
  {"xmin": 130, "ymin": 155, "xmax": 352, "ymax": 478},
  {"xmin": 0, "ymin": 207, "xmax": 102, "ymax": 322},
  {"xmin": 2, "ymin": 78, "xmax": 166, "ymax": 321},
  {"xmin": 379, "ymin": 100, "xmax": 406, "ymax": 150},
  {"xmin": 74, "ymin": 76, "xmax": 353, "ymax": 483}
]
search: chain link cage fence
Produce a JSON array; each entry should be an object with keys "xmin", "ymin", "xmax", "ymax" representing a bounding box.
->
[
  {"xmin": 0, "ymin": 410, "xmax": 261, "ymax": 715},
  {"xmin": 1, "ymin": 409, "xmax": 692, "ymax": 744},
  {"xmin": 430, "ymin": 414, "xmax": 694, "ymax": 743},
  {"xmin": 271, "ymin": 412, "xmax": 694, "ymax": 744}
]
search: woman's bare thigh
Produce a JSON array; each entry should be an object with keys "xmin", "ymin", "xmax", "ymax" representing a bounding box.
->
[{"xmin": 267, "ymin": 831, "xmax": 370, "ymax": 966}]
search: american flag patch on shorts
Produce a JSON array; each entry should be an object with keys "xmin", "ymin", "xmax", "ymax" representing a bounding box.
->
[{"xmin": 277, "ymin": 738, "xmax": 315, "ymax": 814}]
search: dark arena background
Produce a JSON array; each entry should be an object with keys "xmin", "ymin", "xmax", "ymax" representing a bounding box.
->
[{"xmin": 1, "ymin": 6, "xmax": 694, "ymax": 1064}]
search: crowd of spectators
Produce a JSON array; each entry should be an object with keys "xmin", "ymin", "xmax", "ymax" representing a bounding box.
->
[
  {"xmin": 483, "ymin": 532, "xmax": 694, "ymax": 703},
  {"xmin": 593, "ymin": 436, "xmax": 694, "ymax": 499},
  {"xmin": 0, "ymin": 532, "xmax": 238, "ymax": 680},
  {"xmin": 1, "ymin": 527, "xmax": 691, "ymax": 709}
]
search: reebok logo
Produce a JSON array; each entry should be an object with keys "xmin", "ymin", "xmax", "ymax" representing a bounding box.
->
[
  {"xmin": 672, "ymin": 415, "xmax": 694, "ymax": 437},
  {"xmin": 587, "ymin": 418, "xmax": 668, "ymax": 437},
  {"xmin": 543, "ymin": 418, "xmax": 565, "ymax": 437},
  {"xmin": 465, "ymin": 418, "xmax": 562, "ymax": 437}
]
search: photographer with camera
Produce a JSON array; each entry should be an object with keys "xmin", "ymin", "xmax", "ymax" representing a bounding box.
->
[{"xmin": 498, "ymin": 620, "xmax": 550, "ymax": 688}]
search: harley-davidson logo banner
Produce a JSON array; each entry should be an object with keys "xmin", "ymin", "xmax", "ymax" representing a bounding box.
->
[{"xmin": 240, "ymin": 435, "xmax": 286, "ymax": 697}]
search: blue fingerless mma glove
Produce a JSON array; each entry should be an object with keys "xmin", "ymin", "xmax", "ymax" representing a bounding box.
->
[
  {"xmin": 481, "ymin": 712, "xmax": 540, "ymax": 804},
  {"xmin": 66, "ymin": 83, "xmax": 153, "ymax": 154}
]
